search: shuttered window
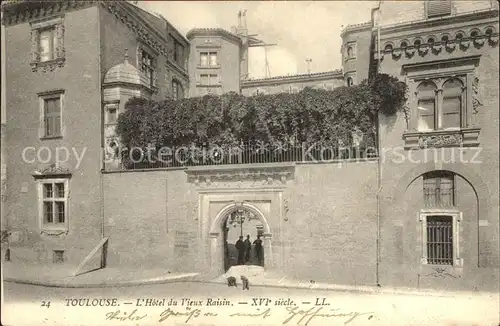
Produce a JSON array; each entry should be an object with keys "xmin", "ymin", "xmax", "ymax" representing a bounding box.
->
[{"xmin": 426, "ymin": 0, "xmax": 452, "ymax": 18}]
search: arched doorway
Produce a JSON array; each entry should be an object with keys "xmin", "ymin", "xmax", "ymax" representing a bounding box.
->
[
  {"xmin": 209, "ymin": 202, "xmax": 272, "ymax": 276},
  {"xmin": 223, "ymin": 207, "xmax": 265, "ymax": 271}
]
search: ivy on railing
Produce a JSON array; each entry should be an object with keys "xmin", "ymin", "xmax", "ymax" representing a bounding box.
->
[{"xmin": 116, "ymin": 74, "xmax": 407, "ymax": 168}]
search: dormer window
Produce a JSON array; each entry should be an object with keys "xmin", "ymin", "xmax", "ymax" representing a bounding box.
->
[{"xmin": 426, "ymin": 0, "xmax": 452, "ymax": 18}]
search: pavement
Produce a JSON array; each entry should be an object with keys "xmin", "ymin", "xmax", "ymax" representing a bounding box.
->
[
  {"xmin": 2, "ymin": 260, "xmax": 199, "ymax": 288},
  {"xmin": 2, "ymin": 261, "xmax": 496, "ymax": 299}
]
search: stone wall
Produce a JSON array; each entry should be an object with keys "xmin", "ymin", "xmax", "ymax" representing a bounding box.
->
[{"xmin": 102, "ymin": 160, "xmax": 379, "ymax": 286}]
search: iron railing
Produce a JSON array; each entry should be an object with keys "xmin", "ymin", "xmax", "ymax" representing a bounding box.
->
[{"xmin": 119, "ymin": 141, "xmax": 379, "ymax": 170}]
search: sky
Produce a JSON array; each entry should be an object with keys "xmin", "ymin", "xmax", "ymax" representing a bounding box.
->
[{"xmin": 136, "ymin": 1, "xmax": 377, "ymax": 79}]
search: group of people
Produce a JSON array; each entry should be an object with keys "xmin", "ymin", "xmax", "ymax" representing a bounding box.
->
[{"xmin": 235, "ymin": 234, "xmax": 263, "ymax": 265}]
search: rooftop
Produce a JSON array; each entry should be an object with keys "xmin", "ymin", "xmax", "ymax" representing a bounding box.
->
[
  {"xmin": 242, "ymin": 70, "xmax": 343, "ymax": 85},
  {"xmin": 186, "ymin": 28, "xmax": 242, "ymax": 44},
  {"xmin": 340, "ymin": 21, "xmax": 373, "ymax": 36}
]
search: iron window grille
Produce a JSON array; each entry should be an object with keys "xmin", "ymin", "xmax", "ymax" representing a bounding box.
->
[{"xmin": 426, "ymin": 215, "xmax": 453, "ymax": 265}]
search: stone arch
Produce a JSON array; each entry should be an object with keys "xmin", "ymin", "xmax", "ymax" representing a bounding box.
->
[
  {"xmin": 208, "ymin": 202, "xmax": 273, "ymax": 276},
  {"xmin": 468, "ymin": 27, "xmax": 482, "ymax": 39},
  {"xmin": 209, "ymin": 202, "xmax": 271, "ymax": 237},
  {"xmin": 412, "ymin": 37, "xmax": 424, "ymax": 47},
  {"xmin": 390, "ymin": 161, "xmax": 492, "ymax": 219},
  {"xmin": 383, "ymin": 41, "xmax": 394, "ymax": 53}
]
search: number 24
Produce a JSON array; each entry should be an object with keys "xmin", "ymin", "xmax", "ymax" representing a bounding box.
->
[{"xmin": 41, "ymin": 301, "xmax": 51, "ymax": 308}]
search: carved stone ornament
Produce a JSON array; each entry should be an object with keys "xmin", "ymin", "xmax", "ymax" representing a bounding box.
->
[
  {"xmin": 472, "ymin": 75, "xmax": 482, "ymax": 114},
  {"xmin": 30, "ymin": 21, "xmax": 65, "ymax": 72},
  {"xmin": 101, "ymin": 2, "xmax": 171, "ymax": 64},
  {"xmin": 392, "ymin": 49, "xmax": 402, "ymax": 59},
  {"xmin": 431, "ymin": 43, "xmax": 442, "ymax": 54},
  {"xmin": 459, "ymin": 39, "xmax": 471, "ymax": 50},
  {"xmin": 283, "ymin": 199, "xmax": 289, "ymax": 221},
  {"xmin": 405, "ymin": 47, "xmax": 416, "ymax": 57},
  {"xmin": 418, "ymin": 133, "xmax": 463, "ymax": 148},
  {"xmin": 417, "ymin": 45, "xmax": 429, "ymax": 56},
  {"xmin": 105, "ymin": 136, "xmax": 121, "ymax": 160},
  {"xmin": 445, "ymin": 42, "xmax": 456, "ymax": 52},
  {"xmin": 32, "ymin": 163, "xmax": 72, "ymax": 179},
  {"xmin": 488, "ymin": 34, "xmax": 499, "ymax": 45},
  {"xmin": 2, "ymin": 1, "xmax": 92, "ymax": 26},
  {"xmin": 473, "ymin": 37, "xmax": 486, "ymax": 47},
  {"xmin": 193, "ymin": 201, "xmax": 198, "ymax": 221},
  {"xmin": 186, "ymin": 165, "xmax": 295, "ymax": 188}
]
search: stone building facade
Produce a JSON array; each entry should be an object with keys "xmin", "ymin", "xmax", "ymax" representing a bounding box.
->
[
  {"xmin": 1, "ymin": 0, "xmax": 188, "ymax": 264},
  {"xmin": 1, "ymin": 0, "xmax": 499, "ymax": 292},
  {"xmin": 373, "ymin": 0, "xmax": 499, "ymax": 290}
]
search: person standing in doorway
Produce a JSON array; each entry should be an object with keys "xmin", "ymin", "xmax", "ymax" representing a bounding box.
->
[
  {"xmin": 244, "ymin": 235, "xmax": 252, "ymax": 263},
  {"xmin": 235, "ymin": 236, "xmax": 245, "ymax": 265},
  {"xmin": 253, "ymin": 235, "xmax": 263, "ymax": 265}
]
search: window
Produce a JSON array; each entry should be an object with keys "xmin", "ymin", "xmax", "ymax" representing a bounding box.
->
[
  {"xmin": 426, "ymin": 215, "xmax": 453, "ymax": 265},
  {"xmin": 39, "ymin": 27, "xmax": 56, "ymax": 62},
  {"xmin": 199, "ymin": 74, "xmax": 219, "ymax": 86},
  {"xmin": 171, "ymin": 36, "xmax": 185, "ymax": 67},
  {"xmin": 140, "ymin": 49, "xmax": 155, "ymax": 88},
  {"xmin": 417, "ymin": 81, "xmax": 436, "ymax": 131},
  {"xmin": 39, "ymin": 179, "xmax": 69, "ymax": 231},
  {"xmin": 423, "ymin": 171, "xmax": 455, "ymax": 207},
  {"xmin": 416, "ymin": 78, "xmax": 464, "ymax": 131},
  {"xmin": 402, "ymin": 56, "xmax": 481, "ymax": 149},
  {"xmin": 200, "ymin": 52, "xmax": 218, "ymax": 66},
  {"xmin": 172, "ymin": 80, "xmax": 184, "ymax": 100},
  {"xmin": 108, "ymin": 108, "xmax": 117, "ymax": 123},
  {"xmin": 30, "ymin": 17, "xmax": 65, "ymax": 72},
  {"xmin": 346, "ymin": 77, "xmax": 354, "ymax": 87},
  {"xmin": 419, "ymin": 170, "xmax": 462, "ymax": 267},
  {"xmin": 426, "ymin": 0, "xmax": 452, "ymax": 18},
  {"xmin": 39, "ymin": 90, "xmax": 63, "ymax": 139},
  {"xmin": 105, "ymin": 103, "xmax": 118, "ymax": 125},
  {"xmin": 442, "ymin": 79, "xmax": 462, "ymax": 129},
  {"xmin": 345, "ymin": 43, "xmax": 356, "ymax": 60}
]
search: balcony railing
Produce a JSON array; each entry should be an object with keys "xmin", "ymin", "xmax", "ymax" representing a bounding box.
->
[{"xmin": 119, "ymin": 141, "xmax": 378, "ymax": 170}]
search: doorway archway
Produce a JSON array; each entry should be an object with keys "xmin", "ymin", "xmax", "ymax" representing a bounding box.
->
[{"xmin": 209, "ymin": 202, "xmax": 272, "ymax": 276}]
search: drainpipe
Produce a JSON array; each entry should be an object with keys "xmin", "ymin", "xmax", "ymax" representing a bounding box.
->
[
  {"xmin": 375, "ymin": 1, "xmax": 382, "ymax": 287},
  {"xmin": 97, "ymin": 7, "xmax": 104, "ymax": 241}
]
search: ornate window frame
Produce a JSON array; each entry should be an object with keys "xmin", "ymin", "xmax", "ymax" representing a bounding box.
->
[
  {"xmin": 136, "ymin": 42, "xmax": 159, "ymax": 93},
  {"xmin": 419, "ymin": 209, "xmax": 463, "ymax": 267},
  {"xmin": 402, "ymin": 56, "xmax": 481, "ymax": 149},
  {"xmin": 30, "ymin": 16, "xmax": 65, "ymax": 72},
  {"xmin": 37, "ymin": 178, "xmax": 70, "ymax": 235},
  {"xmin": 32, "ymin": 163, "xmax": 72, "ymax": 236}
]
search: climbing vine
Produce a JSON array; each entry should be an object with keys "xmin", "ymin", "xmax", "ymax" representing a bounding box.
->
[{"xmin": 116, "ymin": 73, "xmax": 407, "ymax": 165}]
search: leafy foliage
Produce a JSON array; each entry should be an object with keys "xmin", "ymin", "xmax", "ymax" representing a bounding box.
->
[{"xmin": 116, "ymin": 73, "xmax": 407, "ymax": 164}]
